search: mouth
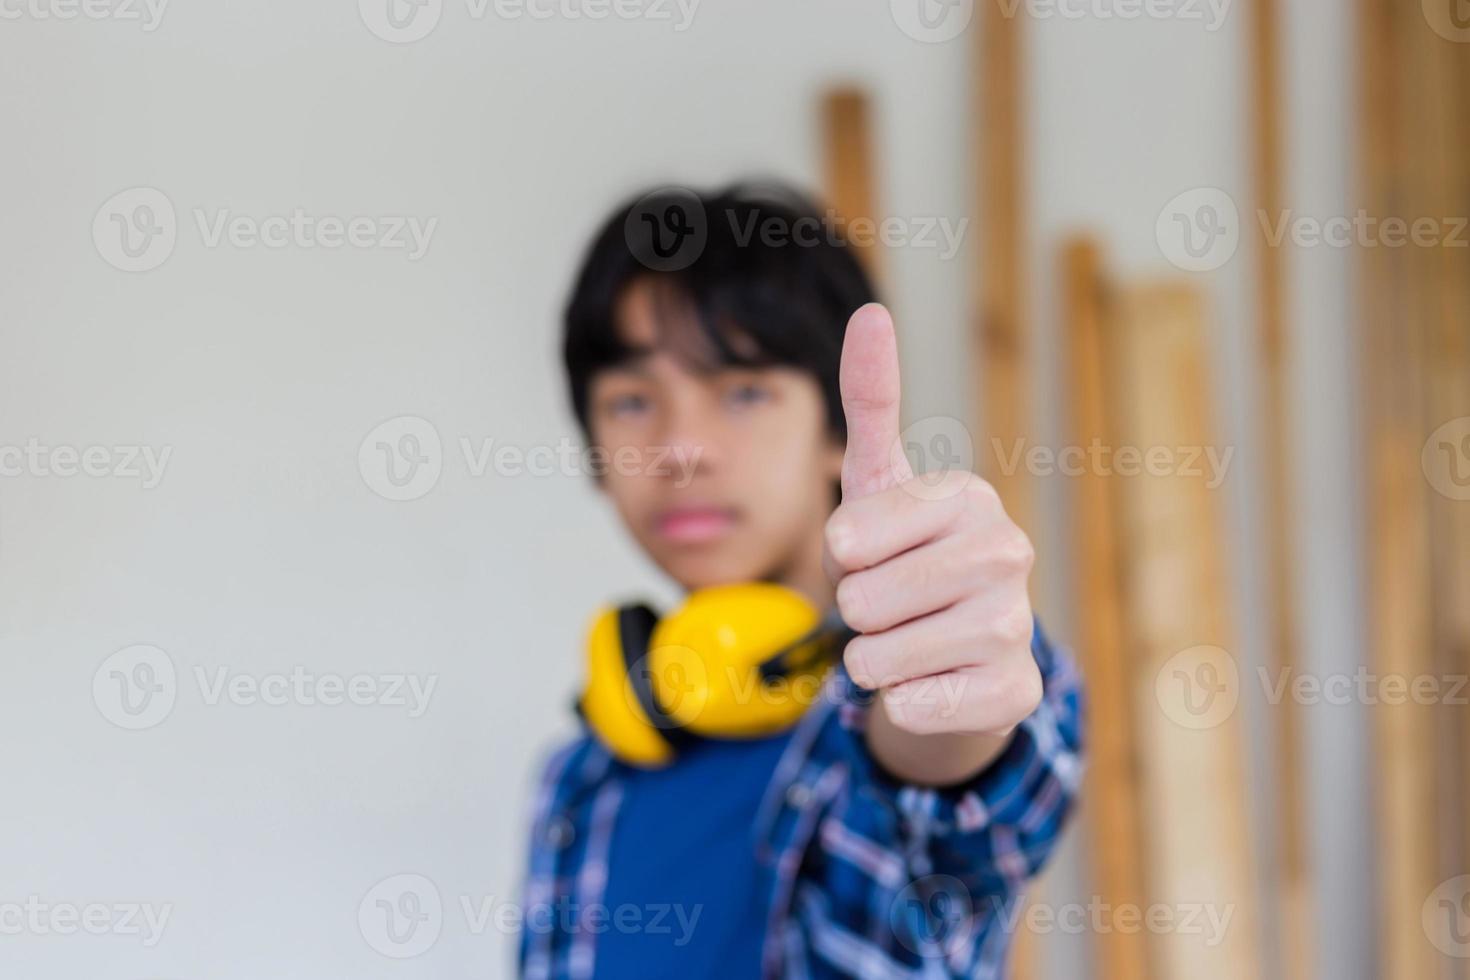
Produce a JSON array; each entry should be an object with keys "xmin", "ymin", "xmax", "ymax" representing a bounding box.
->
[{"xmin": 653, "ymin": 504, "xmax": 739, "ymax": 545}]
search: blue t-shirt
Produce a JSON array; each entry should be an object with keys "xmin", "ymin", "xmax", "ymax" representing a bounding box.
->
[{"xmin": 591, "ymin": 730, "xmax": 792, "ymax": 978}]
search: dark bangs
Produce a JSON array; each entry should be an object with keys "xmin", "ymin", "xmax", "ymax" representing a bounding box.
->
[{"xmin": 562, "ymin": 182, "xmax": 879, "ymax": 440}]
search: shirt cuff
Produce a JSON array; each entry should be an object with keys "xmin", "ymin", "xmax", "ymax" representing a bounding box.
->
[{"xmin": 832, "ymin": 620, "xmax": 1084, "ymax": 847}]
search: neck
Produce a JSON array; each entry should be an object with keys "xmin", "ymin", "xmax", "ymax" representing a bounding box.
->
[{"xmin": 771, "ymin": 523, "xmax": 835, "ymax": 612}]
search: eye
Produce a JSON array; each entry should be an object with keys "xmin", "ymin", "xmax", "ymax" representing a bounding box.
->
[
  {"xmin": 601, "ymin": 391, "xmax": 651, "ymax": 419},
  {"xmin": 724, "ymin": 380, "xmax": 771, "ymax": 409}
]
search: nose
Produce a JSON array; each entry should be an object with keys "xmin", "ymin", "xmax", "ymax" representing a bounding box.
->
[{"xmin": 657, "ymin": 390, "xmax": 718, "ymax": 483}]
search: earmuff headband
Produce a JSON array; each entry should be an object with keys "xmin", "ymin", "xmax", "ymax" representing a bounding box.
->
[
  {"xmin": 618, "ymin": 604, "xmax": 697, "ymax": 754},
  {"xmin": 757, "ymin": 610, "xmax": 855, "ymax": 682},
  {"xmin": 577, "ymin": 588, "xmax": 856, "ymax": 766}
]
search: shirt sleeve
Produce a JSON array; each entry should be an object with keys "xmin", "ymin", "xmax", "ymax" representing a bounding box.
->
[{"xmin": 804, "ymin": 618, "xmax": 1084, "ymax": 973}]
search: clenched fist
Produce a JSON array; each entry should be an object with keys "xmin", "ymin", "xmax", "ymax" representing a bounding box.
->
[{"xmin": 825, "ymin": 304, "xmax": 1042, "ymax": 784}]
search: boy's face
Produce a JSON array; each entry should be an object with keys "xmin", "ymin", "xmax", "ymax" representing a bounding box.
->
[{"xmin": 587, "ymin": 278, "xmax": 845, "ymax": 595}]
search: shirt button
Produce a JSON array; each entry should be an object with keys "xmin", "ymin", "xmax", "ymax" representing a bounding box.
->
[
  {"xmin": 545, "ymin": 815, "xmax": 575, "ymax": 849},
  {"xmin": 786, "ymin": 783, "xmax": 813, "ymax": 809}
]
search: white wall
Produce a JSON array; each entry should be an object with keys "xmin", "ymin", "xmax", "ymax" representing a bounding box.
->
[{"xmin": 0, "ymin": 0, "xmax": 1365, "ymax": 976}]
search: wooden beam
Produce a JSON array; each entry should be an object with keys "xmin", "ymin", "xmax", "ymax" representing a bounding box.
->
[
  {"xmin": 1062, "ymin": 238, "xmax": 1151, "ymax": 980},
  {"xmin": 820, "ymin": 87, "xmax": 883, "ymax": 283},
  {"xmin": 1360, "ymin": 0, "xmax": 1445, "ymax": 974},
  {"xmin": 974, "ymin": 0, "xmax": 1033, "ymax": 538},
  {"xmin": 1412, "ymin": 7, "xmax": 1470, "ymax": 977},
  {"xmin": 1248, "ymin": 0, "xmax": 1315, "ymax": 975},
  {"xmin": 1445, "ymin": 23, "xmax": 1470, "ymax": 980},
  {"xmin": 972, "ymin": 7, "xmax": 1042, "ymax": 976},
  {"xmin": 1107, "ymin": 282, "xmax": 1261, "ymax": 980}
]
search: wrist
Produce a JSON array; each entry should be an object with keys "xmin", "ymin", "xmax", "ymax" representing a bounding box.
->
[{"xmin": 865, "ymin": 697, "xmax": 1014, "ymax": 788}]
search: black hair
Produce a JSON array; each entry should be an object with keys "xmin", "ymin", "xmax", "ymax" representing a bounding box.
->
[{"xmin": 562, "ymin": 182, "xmax": 879, "ymax": 441}]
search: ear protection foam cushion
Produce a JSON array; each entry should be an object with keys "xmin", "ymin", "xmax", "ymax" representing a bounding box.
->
[
  {"xmin": 579, "ymin": 583, "xmax": 841, "ymax": 768},
  {"xmin": 648, "ymin": 583, "xmax": 824, "ymax": 737},
  {"xmin": 579, "ymin": 603, "xmax": 677, "ymax": 768}
]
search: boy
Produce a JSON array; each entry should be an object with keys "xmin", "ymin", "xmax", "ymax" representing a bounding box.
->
[{"xmin": 519, "ymin": 184, "xmax": 1083, "ymax": 979}]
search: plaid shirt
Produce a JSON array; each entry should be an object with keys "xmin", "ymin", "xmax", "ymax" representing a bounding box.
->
[{"xmin": 518, "ymin": 621, "xmax": 1083, "ymax": 979}]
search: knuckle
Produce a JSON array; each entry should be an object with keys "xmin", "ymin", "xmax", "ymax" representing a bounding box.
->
[
  {"xmin": 992, "ymin": 603, "xmax": 1035, "ymax": 648},
  {"xmin": 835, "ymin": 575, "xmax": 875, "ymax": 633},
  {"xmin": 842, "ymin": 636, "xmax": 878, "ymax": 687},
  {"xmin": 932, "ymin": 468, "xmax": 976, "ymax": 501},
  {"xmin": 962, "ymin": 476, "xmax": 1001, "ymax": 508},
  {"xmin": 1005, "ymin": 664, "xmax": 1045, "ymax": 720},
  {"xmin": 992, "ymin": 528, "xmax": 1035, "ymax": 572},
  {"xmin": 949, "ymin": 485, "xmax": 988, "ymax": 529},
  {"xmin": 1015, "ymin": 534, "xmax": 1037, "ymax": 569},
  {"xmin": 825, "ymin": 511, "xmax": 860, "ymax": 568}
]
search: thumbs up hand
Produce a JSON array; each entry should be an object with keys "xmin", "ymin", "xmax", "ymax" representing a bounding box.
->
[{"xmin": 825, "ymin": 304, "xmax": 1041, "ymax": 785}]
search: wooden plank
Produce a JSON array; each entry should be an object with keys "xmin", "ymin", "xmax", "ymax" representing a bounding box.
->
[
  {"xmin": 1360, "ymin": 0, "xmax": 1444, "ymax": 974},
  {"xmin": 974, "ymin": 0, "xmax": 1033, "ymax": 539},
  {"xmin": 1061, "ymin": 238, "xmax": 1151, "ymax": 980},
  {"xmin": 820, "ymin": 87, "xmax": 883, "ymax": 282},
  {"xmin": 1413, "ymin": 8, "xmax": 1470, "ymax": 978},
  {"xmin": 971, "ymin": 7, "xmax": 1042, "ymax": 976},
  {"xmin": 1107, "ymin": 282, "xmax": 1261, "ymax": 980},
  {"xmin": 1458, "ymin": 29, "xmax": 1470, "ymax": 980},
  {"xmin": 1247, "ymin": 0, "xmax": 1315, "ymax": 975},
  {"xmin": 1447, "ymin": 23, "xmax": 1470, "ymax": 980},
  {"xmin": 1397, "ymin": 2, "xmax": 1457, "ymax": 976}
]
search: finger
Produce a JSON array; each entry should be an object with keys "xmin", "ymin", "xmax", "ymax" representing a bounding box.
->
[
  {"xmin": 825, "ymin": 471, "xmax": 983, "ymax": 573},
  {"xmin": 842, "ymin": 593, "xmax": 1033, "ymax": 689},
  {"xmin": 881, "ymin": 661, "xmax": 1042, "ymax": 736},
  {"xmin": 839, "ymin": 303, "xmax": 913, "ymax": 499},
  {"xmin": 843, "ymin": 607, "xmax": 977, "ymax": 690},
  {"xmin": 834, "ymin": 532, "xmax": 983, "ymax": 634}
]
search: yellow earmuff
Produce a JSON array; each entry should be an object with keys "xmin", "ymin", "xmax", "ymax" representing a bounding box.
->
[{"xmin": 577, "ymin": 583, "xmax": 852, "ymax": 768}]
